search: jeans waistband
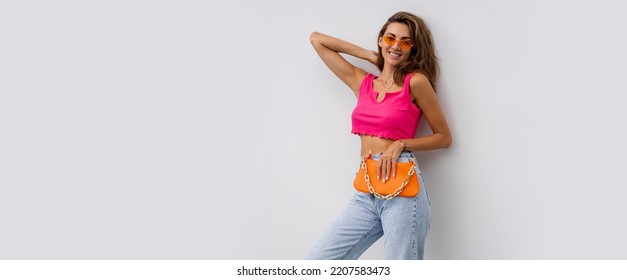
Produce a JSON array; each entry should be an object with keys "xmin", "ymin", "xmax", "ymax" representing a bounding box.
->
[{"xmin": 370, "ymin": 151, "xmax": 415, "ymax": 161}]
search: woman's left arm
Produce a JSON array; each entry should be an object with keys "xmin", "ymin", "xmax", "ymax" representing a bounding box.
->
[
  {"xmin": 385, "ymin": 73, "xmax": 452, "ymax": 157},
  {"xmin": 380, "ymin": 73, "xmax": 451, "ymax": 181},
  {"xmin": 402, "ymin": 73, "xmax": 452, "ymax": 151}
]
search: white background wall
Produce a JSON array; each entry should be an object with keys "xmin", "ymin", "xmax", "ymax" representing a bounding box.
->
[{"xmin": 1, "ymin": 0, "xmax": 626, "ymax": 259}]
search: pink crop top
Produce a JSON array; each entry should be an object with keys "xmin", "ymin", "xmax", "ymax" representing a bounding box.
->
[{"xmin": 351, "ymin": 73, "xmax": 422, "ymax": 140}]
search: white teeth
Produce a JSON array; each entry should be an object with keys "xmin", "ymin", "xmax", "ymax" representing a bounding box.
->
[{"xmin": 389, "ymin": 52, "xmax": 401, "ymax": 57}]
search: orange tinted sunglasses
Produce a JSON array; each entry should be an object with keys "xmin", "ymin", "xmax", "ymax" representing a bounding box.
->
[{"xmin": 382, "ymin": 35, "xmax": 414, "ymax": 50}]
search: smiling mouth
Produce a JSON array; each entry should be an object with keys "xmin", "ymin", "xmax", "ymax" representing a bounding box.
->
[{"xmin": 388, "ymin": 51, "xmax": 402, "ymax": 58}]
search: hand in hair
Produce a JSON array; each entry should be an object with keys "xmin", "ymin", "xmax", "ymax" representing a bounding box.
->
[{"xmin": 366, "ymin": 50, "xmax": 378, "ymax": 66}]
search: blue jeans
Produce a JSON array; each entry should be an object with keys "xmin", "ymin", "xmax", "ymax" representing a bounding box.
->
[{"xmin": 304, "ymin": 151, "xmax": 432, "ymax": 260}]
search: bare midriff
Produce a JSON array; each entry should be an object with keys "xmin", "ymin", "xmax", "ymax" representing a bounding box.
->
[{"xmin": 359, "ymin": 135, "xmax": 396, "ymax": 157}]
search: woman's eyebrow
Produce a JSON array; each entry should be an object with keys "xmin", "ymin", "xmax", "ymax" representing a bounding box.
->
[{"xmin": 385, "ymin": 32, "xmax": 411, "ymax": 39}]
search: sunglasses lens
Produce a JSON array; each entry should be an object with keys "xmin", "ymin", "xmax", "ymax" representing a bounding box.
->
[
  {"xmin": 399, "ymin": 41, "xmax": 412, "ymax": 50},
  {"xmin": 383, "ymin": 35, "xmax": 395, "ymax": 45},
  {"xmin": 383, "ymin": 35, "xmax": 413, "ymax": 50}
]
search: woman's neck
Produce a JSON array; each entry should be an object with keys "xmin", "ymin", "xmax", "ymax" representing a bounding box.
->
[{"xmin": 378, "ymin": 67, "xmax": 396, "ymax": 82}]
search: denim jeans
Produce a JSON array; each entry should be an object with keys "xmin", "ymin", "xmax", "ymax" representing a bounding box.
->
[{"xmin": 304, "ymin": 151, "xmax": 432, "ymax": 260}]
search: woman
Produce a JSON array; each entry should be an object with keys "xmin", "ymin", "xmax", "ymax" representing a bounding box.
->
[{"xmin": 305, "ymin": 12, "xmax": 452, "ymax": 260}]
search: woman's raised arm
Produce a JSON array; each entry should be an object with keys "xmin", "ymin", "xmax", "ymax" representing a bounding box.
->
[{"xmin": 310, "ymin": 32, "xmax": 377, "ymax": 96}]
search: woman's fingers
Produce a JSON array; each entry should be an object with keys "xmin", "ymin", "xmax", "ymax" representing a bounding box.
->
[
  {"xmin": 384, "ymin": 158, "xmax": 397, "ymax": 182},
  {"xmin": 379, "ymin": 153, "xmax": 399, "ymax": 183},
  {"xmin": 369, "ymin": 50, "xmax": 378, "ymax": 65},
  {"xmin": 379, "ymin": 156, "xmax": 391, "ymax": 183},
  {"xmin": 378, "ymin": 157, "xmax": 387, "ymax": 182},
  {"xmin": 376, "ymin": 158, "xmax": 382, "ymax": 181},
  {"xmin": 391, "ymin": 157, "xmax": 397, "ymax": 179},
  {"xmin": 381, "ymin": 159, "xmax": 388, "ymax": 183}
]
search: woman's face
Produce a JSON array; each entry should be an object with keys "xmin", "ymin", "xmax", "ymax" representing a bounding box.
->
[{"xmin": 378, "ymin": 22, "xmax": 413, "ymax": 67}]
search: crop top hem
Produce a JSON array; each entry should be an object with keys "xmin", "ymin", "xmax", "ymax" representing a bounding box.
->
[{"xmin": 351, "ymin": 130, "xmax": 402, "ymax": 141}]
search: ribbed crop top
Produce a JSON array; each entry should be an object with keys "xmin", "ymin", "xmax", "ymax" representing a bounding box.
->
[{"xmin": 351, "ymin": 73, "xmax": 422, "ymax": 140}]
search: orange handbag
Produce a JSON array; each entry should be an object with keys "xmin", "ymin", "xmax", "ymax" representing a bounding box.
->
[{"xmin": 353, "ymin": 153, "xmax": 420, "ymax": 200}]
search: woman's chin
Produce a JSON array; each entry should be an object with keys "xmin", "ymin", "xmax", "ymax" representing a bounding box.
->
[{"xmin": 384, "ymin": 58, "xmax": 403, "ymax": 67}]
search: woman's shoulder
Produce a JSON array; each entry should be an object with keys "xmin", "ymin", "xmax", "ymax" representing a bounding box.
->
[
  {"xmin": 358, "ymin": 71, "xmax": 375, "ymax": 84},
  {"xmin": 409, "ymin": 71, "xmax": 428, "ymax": 84},
  {"xmin": 361, "ymin": 71, "xmax": 375, "ymax": 79},
  {"xmin": 408, "ymin": 71, "xmax": 435, "ymax": 97},
  {"xmin": 353, "ymin": 70, "xmax": 375, "ymax": 97}
]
